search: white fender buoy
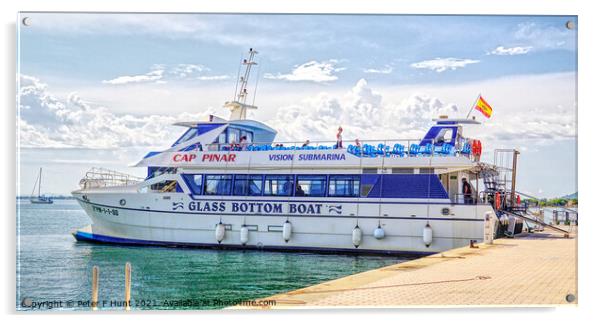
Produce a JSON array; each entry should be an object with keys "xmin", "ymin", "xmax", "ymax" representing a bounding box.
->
[
  {"xmin": 215, "ymin": 222, "xmax": 226, "ymax": 243},
  {"xmin": 240, "ymin": 226, "xmax": 249, "ymax": 246},
  {"xmin": 282, "ymin": 220, "xmax": 292, "ymax": 242},
  {"xmin": 373, "ymin": 226, "xmax": 385, "ymax": 240},
  {"xmin": 423, "ymin": 223, "xmax": 433, "ymax": 247},
  {"xmin": 352, "ymin": 225, "xmax": 362, "ymax": 248}
]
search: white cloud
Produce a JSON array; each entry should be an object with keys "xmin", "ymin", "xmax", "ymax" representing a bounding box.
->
[
  {"xmin": 266, "ymin": 78, "xmax": 460, "ymax": 142},
  {"xmin": 264, "ymin": 60, "xmax": 345, "ymax": 83},
  {"xmin": 514, "ymin": 22, "xmax": 575, "ymax": 50},
  {"xmin": 264, "ymin": 77, "xmax": 575, "ymax": 150},
  {"xmin": 363, "ymin": 65, "xmax": 394, "ymax": 74},
  {"xmin": 102, "ymin": 64, "xmax": 230, "ymax": 85},
  {"xmin": 197, "ymin": 75, "xmax": 231, "ymax": 81},
  {"xmin": 24, "ymin": 13, "xmax": 337, "ymax": 50},
  {"xmin": 488, "ymin": 46, "xmax": 533, "ymax": 56},
  {"xmin": 410, "ymin": 58, "xmax": 480, "ymax": 73},
  {"xmin": 171, "ymin": 64, "xmax": 210, "ymax": 78},
  {"xmin": 18, "ymin": 74, "xmax": 221, "ymax": 149},
  {"xmin": 18, "ymin": 72, "xmax": 576, "ymax": 153},
  {"xmin": 102, "ymin": 68, "xmax": 165, "ymax": 85}
]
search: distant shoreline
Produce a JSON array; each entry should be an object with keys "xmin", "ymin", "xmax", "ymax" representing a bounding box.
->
[{"xmin": 16, "ymin": 196, "xmax": 75, "ymax": 200}]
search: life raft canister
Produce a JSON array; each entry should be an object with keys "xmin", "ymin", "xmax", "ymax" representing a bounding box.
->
[
  {"xmin": 471, "ymin": 139, "xmax": 482, "ymax": 155},
  {"xmin": 495, "ymin": 192, "xmax": 501, "ymax": 210}
]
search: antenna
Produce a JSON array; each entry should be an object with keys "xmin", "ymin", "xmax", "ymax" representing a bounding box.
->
[
  {"xmin": 236, "ymin": 48, "xmax": 258, "ymax": 105},
  {"xmin": 224, "ymin": 48, "xmax": 260, "ymax": 120},
  {"xmin": 233, "ymin": 52, "xmax": 243, "ymax": 101},
  {"xmin": 251, "ymin": 59, "xmax": 261, "ymax": 107}
]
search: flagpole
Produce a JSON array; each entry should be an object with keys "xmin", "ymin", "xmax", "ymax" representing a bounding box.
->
[{"xmin": 465, "ymin": 93, "xmax": 481, "ymax": 119}]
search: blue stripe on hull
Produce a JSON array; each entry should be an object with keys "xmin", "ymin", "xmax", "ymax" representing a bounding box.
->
[{"xmin": 72, "ymin": 231, "xmax": 434, "ymax": 256}]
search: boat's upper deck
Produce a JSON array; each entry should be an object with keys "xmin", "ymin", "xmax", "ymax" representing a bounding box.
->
[{"xmin": 135, "ymin": 116, "xmax": 482, "ymax": 171}]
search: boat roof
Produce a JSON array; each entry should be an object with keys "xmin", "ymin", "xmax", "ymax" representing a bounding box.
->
[
  {"xmin": 173, "ymin": 115, "xmax": 277, "ymax": 133},
  {"xmin": 432, "ymin": 117, "xmax": 481, "ymax": 125}
]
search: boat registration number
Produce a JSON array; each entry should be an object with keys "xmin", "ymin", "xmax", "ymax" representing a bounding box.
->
[{"xmin": 92, "ymin": 205, "xmax": 119, "ymax": 216}]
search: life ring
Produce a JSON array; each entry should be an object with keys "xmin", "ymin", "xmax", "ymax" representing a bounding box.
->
[
  {"xmin": 495, "ymin": 192, "xmax": 501, "ymax": 210},
  {"xmin": 471, "ymin": 140, "xmax": 482, "ymax": 155}
]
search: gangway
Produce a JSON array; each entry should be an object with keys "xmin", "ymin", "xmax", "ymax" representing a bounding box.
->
[{"xmin": 499, "ymin": 210, "xmax": 570, "ymax": 237}]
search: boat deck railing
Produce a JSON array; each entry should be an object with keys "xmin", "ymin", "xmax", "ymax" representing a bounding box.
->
[
  {"xmin": 204, "ymin": 137, "xmax": 475, "ymax": 158},
  {"xmin": 79, "ymin": 167, "xmax": 144, "ymax": 189}
]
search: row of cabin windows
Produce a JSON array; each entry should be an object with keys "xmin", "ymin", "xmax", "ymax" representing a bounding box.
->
[
  {"xmin": 183, "ymin": 174, "xmax": 360, "ymax": 197},
  {"xmin": 175, "ymin": 126, "xmax": 255, "ymax": 147},
  {"xmin": 217, "ymin": 128, "xmax": 254, "ymax": 144}
]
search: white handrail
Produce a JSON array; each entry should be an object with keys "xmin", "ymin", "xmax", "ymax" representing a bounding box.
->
[{"xmin": 79, "ymin": 167, "xmax": 144, "ymax": 189}]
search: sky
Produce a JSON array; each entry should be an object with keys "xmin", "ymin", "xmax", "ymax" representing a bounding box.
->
[{"xmin": 17, "ymin": 13, "xmax": 577, "ymax": 198}]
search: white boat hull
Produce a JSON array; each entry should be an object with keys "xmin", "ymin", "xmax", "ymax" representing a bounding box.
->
[{"xmin": 72, "ymin": 192, "xmax": 493, "ymax": 255}]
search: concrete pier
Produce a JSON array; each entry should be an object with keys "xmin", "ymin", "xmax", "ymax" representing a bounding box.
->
[{"xmin": 236, "ymin": 227, "xmax": 577, "ymax": 308}]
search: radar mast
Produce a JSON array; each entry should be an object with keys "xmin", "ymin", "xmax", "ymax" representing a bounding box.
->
[{"xmin": 224, "ymin": 48, "xmax": 259, "ymax": 120}]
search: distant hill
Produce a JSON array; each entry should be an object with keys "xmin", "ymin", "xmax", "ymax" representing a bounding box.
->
[{"xmin": 562, "ymin": 192, "xmax": 578, "ymax": 199}]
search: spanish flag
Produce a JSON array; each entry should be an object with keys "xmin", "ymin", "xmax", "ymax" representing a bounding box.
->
[{"xmin": 475, "ymin": 95, "xmax": 493, "ymax": 118}]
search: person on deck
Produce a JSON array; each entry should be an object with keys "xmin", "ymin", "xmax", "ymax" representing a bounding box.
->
[
  {"xmin": 336, "ymin": 126, "xmax": 343, "ymax": 149},
  {"xmin": 462, "ymin": 178, "xmax": 473, "ymax": 204},
  {"xmin": 302, "ymin": 140, "xmax": 310, "ymax": 147},
  {"xmin": 239, "ymin": 136, "xmax": 248, "ymax": 150},
  {"xmin": 229, "ymin": 139, "xmax": 240, "ymax": 151}
]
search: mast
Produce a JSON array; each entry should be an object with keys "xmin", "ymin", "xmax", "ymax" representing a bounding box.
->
[
  {"xmin": 30, "ymin": 170, "xmax": 39, "ymax": 198},
  {"xmin": 224, "ymin": 48, "xmax": 259, "ymax": 120},
  {"xmin": 38, "ymin": 167, "xmax": 42, "ymax": 197}
]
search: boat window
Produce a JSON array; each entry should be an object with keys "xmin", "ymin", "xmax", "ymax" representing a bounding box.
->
[
  {"xmin": 241, "ymin": 130, "xmax": 253, "ymax": 143},
  {"xmin": 360, "ymin": 184, "xmax": 374, "ymax": 197},
  {"xmin": 264, "ymin": 175, "xmax": 294, "ymax": 196},
  {"xmin": 227, "ymin": 128, "xmax": 240, "ymax": 144},
  {"xmin": 174, "ymin": 128, "xmax": 198, "ymax": 145},
  {"xmin": 434, "ymin": 128, "xmax": 453, "ymax": 144},
  {"xmin": 204, "ymin": 175, "xmax": 232, "ymax": 195},
  {"xmin": 419, "ymin": 168, "xmax": 435, "ymax": 174},
  {"xmin": 181, "ymin": 174, "xmax": 203, "ymax": 195},
  {"xmin": 392, "ymin": 168, "xmax": 413, "ymax": 174},
  {"xmin": 233, "ymin": 175, "xmax": 263, "ymax": 196},
  {"xmin": 329, "ymin": 175, "xmax": 360, "ymax": 197},
  {"xmin": 295, "ymin": 175, "xmax": 327, "ymax": 197},
  {"xmin": 149, "ymin": 180, "xmax": 179, "ymax": 193},
  {"xmin": 217, "ymin": 132, "xmax": 226, "ymax": 144}
]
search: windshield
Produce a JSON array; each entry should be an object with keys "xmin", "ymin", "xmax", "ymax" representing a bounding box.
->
[{"xmin": 173, "ymin": 128, "xmax": 197, "ymax": 146}]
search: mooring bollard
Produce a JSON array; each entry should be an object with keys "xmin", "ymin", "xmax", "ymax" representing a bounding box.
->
[
  {"xmin": 125, "ymin": 262, "xmax": 131, "ymax": 311},
  {"xmin": 91, "ymin": 266, "xmax": 99, "ymax": 311}
]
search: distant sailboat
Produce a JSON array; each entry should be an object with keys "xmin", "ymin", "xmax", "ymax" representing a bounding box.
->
[{"xmin": 30, "ymin": 168, "xmax": 53, "ymax": 204}]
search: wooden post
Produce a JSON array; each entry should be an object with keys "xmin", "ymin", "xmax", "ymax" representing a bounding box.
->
[
  {"xmin": 91, "ymin": 266, "xmax": 99, "ymax": 311},
  {"xmin": 125, "ymin": 262, "xmax": 131, "ymax": 311},
  {"xmin": 510, "ymin": 150, "xmax": 520, "ymax": 208}
]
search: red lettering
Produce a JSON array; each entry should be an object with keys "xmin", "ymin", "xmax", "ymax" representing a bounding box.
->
[
  {"xmin": 173, "ymin": 153, "xmax": 197, "ymax": 163},
  {"xmin": 197, "ymin": 153, "xmax": 237, "ymax": 163}
]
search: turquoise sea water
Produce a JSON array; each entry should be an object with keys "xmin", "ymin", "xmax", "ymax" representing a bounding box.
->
[{"xmin": 16, "ymin": 200, "xmax": 410, "ymax": 311}]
